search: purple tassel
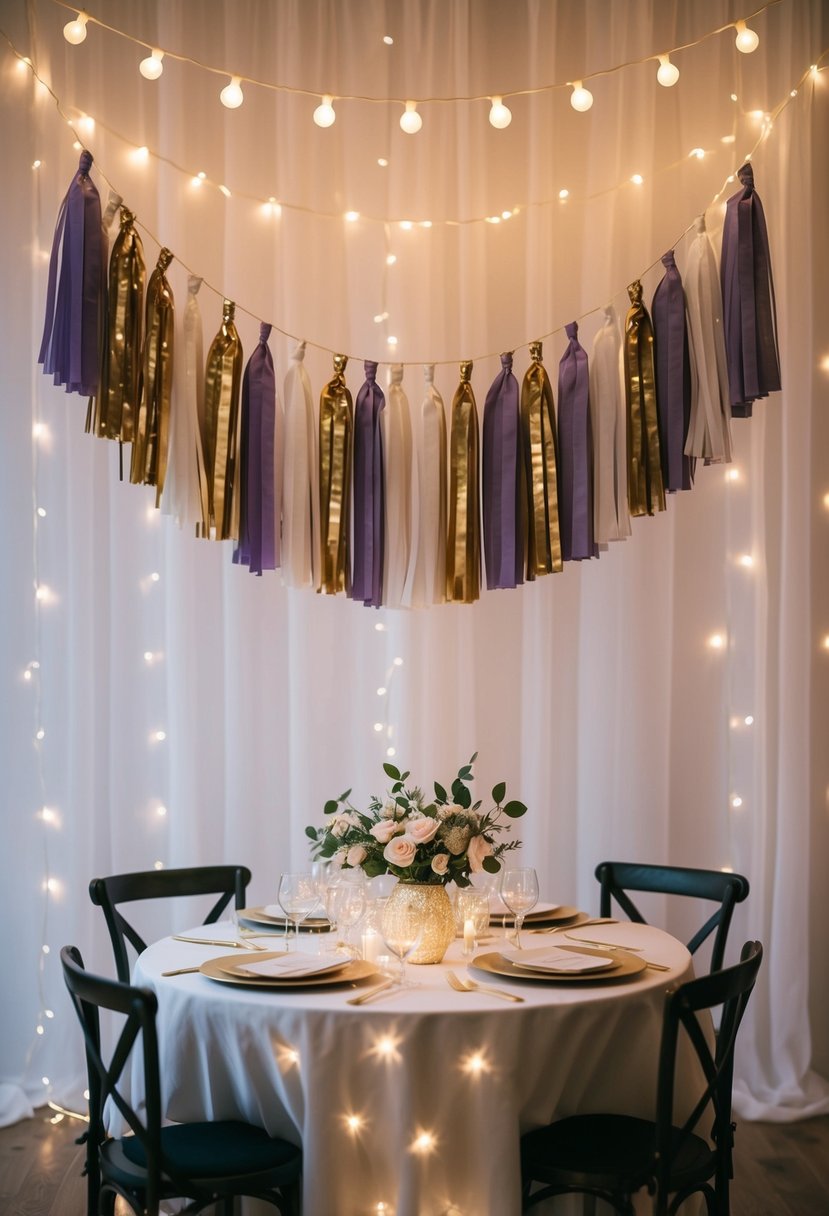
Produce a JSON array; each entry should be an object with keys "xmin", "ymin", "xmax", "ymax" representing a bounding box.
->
[
  {"xmin": 557, "ymin": 322, "xmax": 598, "ymax": 561},
  {"xmin": 721, "ymin": 163, "xmax": 781, "ymax": 417},
  {"xmin": 652, "ymin": 251, "xmax": 694, "ymax": 491},
  {"xmin": 482, "ymin": 353, "xmax": 524, "ymax": 589},
  {"xmin": 39, "ymin": 150, "xmax": 105, "ymax": 397},
  {"xmin": 234, "ymin": 323, "xmax": 277, "ymax": 575},
  {"xmin": 350, "ymin": 361, "xmax": 385, "ymax": 607}
]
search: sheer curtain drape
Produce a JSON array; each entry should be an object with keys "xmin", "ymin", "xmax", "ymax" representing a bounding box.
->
[{"xmin": 1, "ymin": 0, "xmax": 827, "ymax": 1130}]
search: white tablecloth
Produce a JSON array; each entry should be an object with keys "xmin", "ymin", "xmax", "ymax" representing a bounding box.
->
[{"xmin": 131, "ymin": 922, "xmax": 699, "ymax": 1216}]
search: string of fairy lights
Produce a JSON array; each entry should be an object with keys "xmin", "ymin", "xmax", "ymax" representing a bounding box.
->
[
  {"xmin": 54, "ymin": 0, "xmax": 774, "ymax": 126},
  {"xmin": 10, "ymin": 4, "xmax": 828, "ymax": 1115}
]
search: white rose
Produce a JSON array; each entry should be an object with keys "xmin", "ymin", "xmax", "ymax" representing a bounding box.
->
[
  {"xmin": 330, "ymin": 848, "xmax": 346, "ymax": 870},
  {"xmin": 430, "ymin": 852, "xmax": 450, "ymax": 876},
  {"xmin": 370, "ymin": 819, "xmax": 402, "ymax": 844},
  {"xmin": 406, "ymin": 816, "xmax": 439, "ymax": 844},
  {"xmin": 437, "ymin": 802, "xmax": 463, "ymax": 820},
  {"xmin": 383, "ymin": 835, "xmax": 417, "ymax": 867},
  {"xmin": 467, "ymin": 833, "xmax": 493, "ymax": 873},
  {"xmin": 346, "ymin": 844, "xmax": 367, "ymax": 867},
  {"xmin": 331, "ymin": 815, "xmax": 350, "ymax": 838},
  {"xmin": 381, "ymin": 801, "xmax": 398, "ymax": 819}
]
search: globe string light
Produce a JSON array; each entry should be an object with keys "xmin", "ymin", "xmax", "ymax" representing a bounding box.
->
[
  {"xmin": 7, "ymin": 30, "xmax": 823, "ymax": 368},
  {"xmin": 50, "ymin": 0, "xmax": 779, "ymax": 118}
]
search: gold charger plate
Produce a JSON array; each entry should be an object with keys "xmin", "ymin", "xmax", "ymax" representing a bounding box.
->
[
  {"xmin": 471, "ymin": 945, "xmax": 647, "ymax": 983},
  {"xmin": 489, "ymin": 904, "xmax": 581, "ymax": 928},
  {"xmin": 200, "ymin": 951, "xmax": 377, "ymax": 988},
  {"xmin": 238, "ymin": 906, "xmax": 332, "ymax": 933}
]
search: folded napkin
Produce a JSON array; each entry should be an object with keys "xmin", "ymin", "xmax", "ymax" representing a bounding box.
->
[
  {"xmin": 241, "ymin": 953, "xmax": 346, "ymax": 979},
  {"xmin": 502, "ymin": 946, "xmax": 615, "ymax": 974}
]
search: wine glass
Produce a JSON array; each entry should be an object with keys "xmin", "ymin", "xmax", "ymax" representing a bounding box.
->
[
  {"xmin": 331, "ymin": 879, "xmax": 367, "ymax": 958},
  {"xmin": 499, "ymin": 867, "xmax": 539, "ymax": 950},
  {"xmin": 277, "ymin": 872, "xmax": 319, "ymax": 951},
  {"xmin": 381, "ymin": 905, "xmax": 422, "ymax": 987}
]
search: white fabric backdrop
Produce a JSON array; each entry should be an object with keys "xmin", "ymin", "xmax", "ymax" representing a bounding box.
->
[{"xmin": 0, "ymin": 0, "xmax": 827, "ymax": 1131}]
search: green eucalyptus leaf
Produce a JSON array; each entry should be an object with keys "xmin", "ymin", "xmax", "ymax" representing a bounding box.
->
[
  {"xmin": 324, "ymin": 799, "xmax": 339, "ymax": 816},
  {"xmin": 503, "ymin": 800, "xmax": 527, "ymax": 818},
  {"xmin": 383, "ymin": 762, "xmax": 401, "ymax": 781},
  {"xmin": 482, "ymin": 855, "xmax": 501, "ymax": 873},
  {"xmin": 469, "ymin": 751, "xmax": 478, "ymax": 764},
  {"xmin": 491, "ymin": 781, "xmax": 506, "ymax": 804},
  {"xmin": 458, "ymin": 766, "xmax": 473, "ymax": 781},
  {"xmin": 305, "ymin": 826, "xmax": 318, "ymax": 840},
  {"xmin": 434, "ymin": 781, "xmax": 448, "ymax": 802}
]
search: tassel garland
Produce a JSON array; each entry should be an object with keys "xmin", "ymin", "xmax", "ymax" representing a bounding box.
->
[
  {"xmin": 652, "ymin": 252, "xmax": 693, "ymax": 492},
  {"xmin": 624, "ymin": 280, "xmax": 665, "ymax": 517},
  {"xmin": 130, "ymin": 248, "xmax": 174, "ymax": 500},
  {"xmin": 199, "ymin": 298, "xmax": 243, "ymax": 540},
  {"xmin": 39, "ymin": 151, "xmax": 106, "ymax": 399},
  {"xmin": 482, "ymin": 352, "xmax": 524, "ymax": 589},
  {"xmin": 351, "ymin": 361, "xmax": 385, "ymax": 607},
  {"xmin": 557, "ymin": 322, "xmax": 597, "ymax": 561},
  {"xmin": 318, "ymin": 354, "xmax": 353, "ymax": 594},
  {"xmin": 521, "ymin": 341, "xmax": 562, "ymax": 577},
  {"xmin": 446, "ymin": 361, "xmax": 481, "ymax": 603},
  {"xmin": 234, "ymin": 323, "xmax": 280, "ymax": 574},
  {"xmin": 721, "ymin": 162, "xmax": 781, "ymax": 417}
]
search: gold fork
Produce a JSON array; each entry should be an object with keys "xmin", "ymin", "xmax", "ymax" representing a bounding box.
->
[{"xmin": 446, "ymin": 970, "xmax": 524, "ymax": 1003}]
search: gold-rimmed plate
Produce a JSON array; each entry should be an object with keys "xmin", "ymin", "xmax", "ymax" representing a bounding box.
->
[
  {"xmin": 200, "ymin": 952, "xmax": 377, "ymax": 988},
  {"xmin": 237, "ymin": 906, "xmax": 332, "ymax": 933},
  {"xmin": 489, "ymin": 904, "xmax": 582, "ymax": 928},
  {"xmin": 471, "ymin": 946, "xmax": 647, "ymax": 983}
]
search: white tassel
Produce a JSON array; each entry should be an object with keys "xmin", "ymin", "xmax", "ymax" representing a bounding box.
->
[
  {"xmin": 589, "ymin": 306, "xmax": 631, "ymax": 545},
  {"xmin": 409, "ymin": 364, "xmax": 447, "ymax": 606},
  {"xmin": 382, "ymin": 365, "xmax": 414, "ymax": 607},
  {"xmin": 281, "ymin": 341, "xmax": 318, "ymax": 588},
  {"xmin": 684, "ymin": 215, "xmax": 733, "ymax": 462}
]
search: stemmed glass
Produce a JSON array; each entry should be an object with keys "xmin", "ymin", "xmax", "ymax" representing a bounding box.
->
[
  {"xmin": 381, "ymin": 906, "xmax": 422, "ymax": 987},
  {"xmin": 500, "ymin": 867, "xmax": 539, "ymax": 950},
  {"xmin": 331, "ymin": 876, "xmax": 367, "ymax": 958},
  {"xmin": 277, "ymin": 872, "xmax": 320, "ymax": 951}
]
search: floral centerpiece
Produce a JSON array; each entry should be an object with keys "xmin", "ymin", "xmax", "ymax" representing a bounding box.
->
[{"xmin": 306, "ymin": 753, "xmax": 527, "ymax": 887}]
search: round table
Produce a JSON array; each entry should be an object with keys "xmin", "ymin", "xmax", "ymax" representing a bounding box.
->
[{"xmin": 131, "ymin": 921, "xmax": 698, "ymax": 1216}]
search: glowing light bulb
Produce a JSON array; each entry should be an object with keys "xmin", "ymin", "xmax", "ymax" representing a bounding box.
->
[
  {"xmin": 37, "ymin": 506, "xmax": 46, "ymax": 517},
  {"xmin": 708, "ymin": 633, "xmax": 725, "ymax": 650},
  {"xmin": 386, "ymin": 747, "xmax": 396, "ymax": 757},
  {"xmin": 738, "ymin": 553, "xmax": 755, "ymax": 568},
  {"xmin": 150, "ymin": 571, "xmax": 161, "ymax": 582},
  {"xmin": 36, "ymin": 728, "xmax": 45, "ymax": 741},
  {"xmin": 377, "ymin": 687, "xmax": 387, "ymax": 696},
  {"xmin": 32, "ymin": 159, "xmax": 42, "ymax": 170},
  {"xmin": 36, "ymin": 1025, "xmax": 44, "ymax": 1036},
  {"xmin": 154, "ymin": 729, "xmax": 167, "ymax": 742},
  {"xmin": 488, "ymin": 96, "xmax": 512, "ymax": 129},
  {"xmin": 373, "ymin": 723, "xmax": 384, "ymax": 733},
  {"xmin": 220, "ymin": 76, "xmax": 244, "ymax": 108},
  {"xmin": 400, "ymin": 101, "xmax": 422, "ymax": 134},
  {"xmin": 387, "ymin": 335, "xmax": 398, "ymax": 347},
  {"xmin": 731, "ymin": 795, "xmax": 743, "ymax": 809},
  {"xmin": 744, "ymin": 715, "xmax": 755, "ymax": 726},
  {"xmin": 219, "ymin": 184, "xmax": 232, "ymax": 198},
  {"xmin": 23, "ymin": 669, "xmax": 32, "ymax": 681},
  {"xmin": 570, "ymin": 81, "xmax": 593, "ymax": 112},
  {"xmin": 383, "ymin": 35, "xmax": 393, "ymax": 45},
  {"xmin": 734, "ymin": 21, "xmax": 759, "ymax": 53},
  {"xmin": 419, "ymin": 220, "xmax": 432, "ymax": 228},
  {"xmin": 157, "ymin": 804, "xmax": 167, "ymax": 816},
  {"xmin": 154, "ymin": 860, "xmax": 164, "ymax": 870},
  {"xmin": 373, "ymin": 312, "xmax": 389, "ymax": 323},
  {"xmin": 386, "ymin": 254, "xmax": 397, "ymax": 265},
  {"xmin": 502, "ymin": 209, "xmax": 512, "ymax": 219},
  {"xmin": 139, "ymin": 48, "xmax": 164, "ymax": 80},
  {"xmin": 45, "ymin": 1009, "xmax": 54, "ymax": 1018},
  {"xmin": 344, "ymin": 210, "xmax": 360, "ymax": 222},
  {"xmin": 313, "ymin": 95, "xmax": 336, "ymax": 127},
  {"xmin": 559, "ymin": 188, "xmax": 569, "ymax": 200},
  {"xmin": 377, "ymin": 157, "xmax": 388, "ymax": 167},
  {"xmin": 35, "ymin": 585, "xmax": 50, "ymax": 602},
  {"xmin": 374, "ymin": 622, "xmax": 386, "ymax": 632},
  {"xmin": 63, "ymin": 13, "xmax": 88, "ymax": 45},
  {"xmin": 630, "ymin": 173, "xmax": 644, "ymax": 185},
  {"xmin": 690, "ymin": 147, "xmax": 705, "ymax": 159},
  {"xmin": 393, "ymin": 656, "xmax": 403, "ymax": 667},
  {"xmin": 132, "ymin": 145, "xmax": 149, "ymax": 163},
  {"xmin": 725, "ymin": 467, "xmax": 741, "ymax": 482},
  {"xmin": 399, "ymin": 220, "xmax": 413, "ymax": 230},
  {"xmin": 656, "ymin": 55, "xmax": 680, "ymax": 87}
]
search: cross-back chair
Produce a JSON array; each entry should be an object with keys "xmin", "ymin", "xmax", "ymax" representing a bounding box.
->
[
  {"xmin": 595, "ymin": 862, "xmax": 749, "ymax": 973},
  {"xmin": 521, "ymin": 939, "xmax": 763, "ymax": 1214},
  {"xmin": 61, "ymin": 944, "xmax": 301, "ymax": 1216},
  {"xmin": 89, "ymin": 865, "xmax": 252, "ymax": 982}
]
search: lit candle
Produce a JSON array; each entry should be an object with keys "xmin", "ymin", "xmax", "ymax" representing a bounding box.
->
[
  {"xmin": 464, "ymin": 918, "xmax": 475, "ymax": 954},
  {"xmin": 362, "ymin": 929, "xmax": 381, "ymax": 963}
]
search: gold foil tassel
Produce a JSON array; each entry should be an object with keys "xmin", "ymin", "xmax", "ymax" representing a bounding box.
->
[
  {"xmin": 130, "ymin": 248, "xmax": 174, "ymax": 503},
  {"xmin": 318, "ymin": 354, "xmax": 353, "ymax": 594},
  {"xmin": 87, "ymin": 206, "xmax": 145, "ymax": 442},
  {"xmin": 624, "ymin": 280, "xmax": 665, "ymax": 516},
  {"xmin": 520, "ymin": 341, "xmax": 562, "ymax": 577},
  {"xmin": 200, "ymin": 299, "xmax": 243, "ymax": 540},
  {"xmin": 446, "ymin": 361, "xmax": 481, "ymax": 603}
]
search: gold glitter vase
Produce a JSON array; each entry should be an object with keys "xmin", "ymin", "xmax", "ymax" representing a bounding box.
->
[{"xmin": 381, "ymin": 881, "xmax": 455, "ymax": 965}]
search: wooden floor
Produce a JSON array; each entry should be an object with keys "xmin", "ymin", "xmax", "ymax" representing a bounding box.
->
[{"xmin": 1, "ymin": 1107, "xmax": 828, "ymax": 1214}]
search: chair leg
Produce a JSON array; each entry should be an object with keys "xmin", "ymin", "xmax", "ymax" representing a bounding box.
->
[{"xmin": 223, "ymin": 1198, "xmax": 235, "ymax": 1216}]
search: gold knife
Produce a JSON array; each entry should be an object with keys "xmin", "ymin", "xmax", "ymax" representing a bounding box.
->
[{"xmin": 346, "ymin": 979, "xmax": 396, "ymax": 1005}]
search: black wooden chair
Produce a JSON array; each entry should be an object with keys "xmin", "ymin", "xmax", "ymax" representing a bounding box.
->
[
  {"xmin": 521, "ymin": 940, "xmax": 762, "ymax": 1215},
  {"xmin": 89, "ymin": 866, "xmax": 252, "ymax": 982},
  {"xmin": 595, "ymin": 862, "xmax": 749, "ymax": 973},
  {"xmin": 61, "ymin": 945, "xmax": 301, "ymax": 1216}
]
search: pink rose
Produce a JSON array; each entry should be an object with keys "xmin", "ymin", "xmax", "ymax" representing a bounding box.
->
[
  {"xmin": 371, "ymin": 819, "xmax": 402, "ymax": 844},
  {"xmin": 383, "ymin": 836, "xmax": 417, "ymax": 867},
  {"xmin": 467, "ymin": 833, "xmax": 493, "ymax": 873},
  {"xmin": 406, "ymin": 816, "xmax": 439, "ymax": 844},
  {"xmin": 430, "ymin": 852, "xmax": 449, "ymax": 876},
  {"xmin": 346, "ymin": 844, "xmax": 367, "ymax": 867}
]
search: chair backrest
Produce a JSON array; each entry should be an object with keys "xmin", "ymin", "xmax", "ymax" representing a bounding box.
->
[
  {"xmin": 61, "ymin": 944, "xmax": 168, "ymax": 1215},
  {"xmin": 89, "ymin": 865, "xmax": 252, "ymax": 981},
  {"xmin": 653, "ymin": 940, "xmax": 763, "ymax": 1214},
  {"xmin": 595, "ymin": 861, "xmax": 749, "ymax": 972}
]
